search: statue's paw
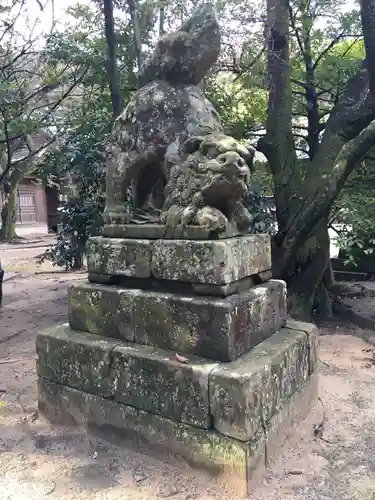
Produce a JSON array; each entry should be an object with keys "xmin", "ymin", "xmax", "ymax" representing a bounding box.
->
[
  {"xmin": 103, "ymin": 206, "xmax": 130, "ymax": 225},
  {"xmin": 233, "ymin": 203, "xmax": 253, "ymax": 231},
  {"xmin": 195, "ymin": 206, "xmax": 228, "ymax": 232}
]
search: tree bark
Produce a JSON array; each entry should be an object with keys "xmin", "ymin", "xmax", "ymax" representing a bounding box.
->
[
  {"xmin": 258, "ymin": 0, "xmax": 300, "ymax": 234},
  {"xmin": 0, "ymin": 181, "xmax": 18, "ymax": 242},
  {"xmin": 126, "ymin": 0, "xmax": 143, "ymax": 73},
  {"xmin": 260, "ymin": 0, "xmax": 375, "ymax": 320},
  {"xmin": 360, "ymin": 0, "xmax": 375, "ymax": 95},
  {"xmin": 103, "ymin": 0, "xmax": 122, "ymax": 118},
  {"xmin": 277, "ymin": 218, "xmax": 331, "ymax": 320}
]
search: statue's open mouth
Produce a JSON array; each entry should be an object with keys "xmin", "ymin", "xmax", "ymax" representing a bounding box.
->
[{"xmin": 202, "ymin": 175, "xmax": 249, "ymax": 219}]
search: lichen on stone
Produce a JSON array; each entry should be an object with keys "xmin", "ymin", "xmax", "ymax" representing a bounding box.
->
[{"xmin": 103, "ymin": 3, "xmax": 256, "ymax": 237}]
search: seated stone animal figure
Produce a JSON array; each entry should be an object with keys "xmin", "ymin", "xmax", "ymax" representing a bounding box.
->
[
  {"xmin": 161, "ymin": 133, "xmax": 254, "ymax": 235},
  {"xmin": 103, "ymin": 3, "xmax": 255, "ymax": 235}
]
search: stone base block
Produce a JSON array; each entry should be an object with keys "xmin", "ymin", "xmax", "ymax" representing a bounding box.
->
[
  {"xmin": 36, "ymin": 326, "xmax": 121, "ymax": 397},
  {"xmin": 69, "ymin": 280, "xmax": 287, "ymax": 362},
  {"xmin": 210, "ymin": 322, "xmax": 315, "ymax": 441},
  {"xmin": 36, "ymin": 325, "xmax": 219, "ymax": 428},
  {"xmin": 87, "ymin": 234, "xmax": 271, "ymax": 286},
  {"xmin": 68, "ymin": 282, "xmax": 137, "ymax": 341},
  {"xmin": 37, "ymin": 374, "xmax": 317, "ymax": 497},
  {"xmin": 101, "ymin": 223, "xmax": 243, "ymax": 240}
]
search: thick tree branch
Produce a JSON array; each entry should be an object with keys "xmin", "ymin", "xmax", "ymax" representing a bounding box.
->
[
  {"xmin": 360, "ymin": 0, "xmax": 375, "ymax": 96},
  {"xmin": 281, "ymin": 111, "xmax": 375, "ymax": 272}
]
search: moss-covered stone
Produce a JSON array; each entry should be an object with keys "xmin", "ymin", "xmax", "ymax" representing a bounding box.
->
[
  {"xmin": 151, "ymin": 234, "xmax": 271, "ymax": 285},
  {"xmin": 265, "ymin": 373, "xmax": 318, "ymax": 466},
  {"xmin": 68, "ymin": 282, "xmax": 137, "ymax": 341},
  {"xmin": 36, "ymin": 324, "xmax": 121, "ymax": 397},
  {"xmin": 111, "ymin": 343, "xmax": 218, "ymax": 428},
  {"xmin": 135, "ymin": 280, "xmax": 287, "ymax": 362},
  {"xmin": 101, "ymin": 223, "xmax": 242, "ymax": 240},
  {"xmin": 286, "ymin": 319, "xmax": 319, "ymax": 374},
  {"xmin": 138, "ymin": 4, "xmax": 220, "ymax": 87},
  {"xmin": 86, "ymin": 236, "xmax": 151, "ymax": 278},
  {"xmin": 38, "ymin": 378, "xmax": 265, "ymax": 497},
  {"xmin": 209, "ymin": 327, "xmax": 310, "ymax": 441}
]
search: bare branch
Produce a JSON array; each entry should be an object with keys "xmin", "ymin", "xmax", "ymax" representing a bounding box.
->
[{"xmin": 313, "ymin": 32, "xmax": 344, "ymax": 70}]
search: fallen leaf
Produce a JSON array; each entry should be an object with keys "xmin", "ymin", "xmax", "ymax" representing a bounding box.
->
[{"xmin": 175, "ymin": 354, "xmax": 188, "ymax": 364}]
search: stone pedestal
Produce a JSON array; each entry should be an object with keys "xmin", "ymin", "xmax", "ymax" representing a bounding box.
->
[{"xmin": 36, "ymin": 232, "xmax": 318, "ymax": 497}]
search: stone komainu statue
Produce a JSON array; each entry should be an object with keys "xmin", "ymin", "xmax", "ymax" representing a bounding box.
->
[{"xmin": 104, "ymin": 3, "xmax": 255, "ymax": 235}]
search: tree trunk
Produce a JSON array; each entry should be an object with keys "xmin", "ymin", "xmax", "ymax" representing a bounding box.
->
[
  {"xmin": 0, "ymin": 182, "xmax": 18, "ymax": 242},
  {"xmin": 103, "ymin": 0, "xmax": 122, "ymax": 118},
  {"xmin": 273, "ymin": 217, "xmax": 331, "ymax": 321}
]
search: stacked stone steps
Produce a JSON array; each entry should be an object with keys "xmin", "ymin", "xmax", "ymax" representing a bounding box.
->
[
  {"xmin": 36, "ymin": 233, "xmax": 318, "ymax": 496},
  {"xmin": 37, "ymin": 321, "xmax": 317, "ymax": 495},
  {"xmin": 68, "ymin": 279, "xmax": 287, "ymax": 361}
]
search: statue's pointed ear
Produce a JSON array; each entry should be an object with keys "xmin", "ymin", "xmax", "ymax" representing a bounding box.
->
[{"xmin": 181, "ymin": 136, "xmax": 204, "ymax": 154}]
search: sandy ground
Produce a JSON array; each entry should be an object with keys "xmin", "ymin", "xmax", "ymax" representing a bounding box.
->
[{"xmin": 1, "ymin": 241, "xmax": 375, "ymax": 499}]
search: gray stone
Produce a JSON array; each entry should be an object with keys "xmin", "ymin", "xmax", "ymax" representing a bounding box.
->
[
  {"xmin": 38, "ymin": 371, "xmax": 317, "ymax": 496},
  {"xmin": 265, "ymin": 373, "xmax": 318, "ymax": 465},
  {"xmin": 111, "ymin": 343, "xmax": 219, "ymax": 428},
  {"xmin": 192, "ymin": 270, "xmax": 272, "ymax": 297},
  {"xmin": 135, "ymin": 280, "xmax": 287, "ymax": 362},
  {"xmin": 86, "ymin": 236, "xmax": 151, "ymax": 278},
  {"xmin": 68, "ymin": 282, "xmax": 137, "ymax": 341},
  {"xmin": 151, "ymin": 234, "xmax": 271, "ymax": 285},
  {"xmin": 36, "ymin": 324, "xmax": 121, "ymax": 397},
  {"xmin": 209, "ymin": 327, "xmax": 310, "ymax": 441},
  {"xmin": 101, "ymin": 224, "xmax": 242, "ymax": 240},
  {"xmin": 38, "ymin": 378, "xmax": 265, "ymax": 498},
  {"xmin": 138, "ymin": 4, "xmax": 220, "ymax": 87},
  {"xmin": 286, "ymin": 319, "xmax": 319, "ymax": 374}
]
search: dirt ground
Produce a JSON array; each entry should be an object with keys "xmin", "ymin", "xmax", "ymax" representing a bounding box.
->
[{"xmin": 2, "ymin": 240, "xmax": 375, "ymax": 500}]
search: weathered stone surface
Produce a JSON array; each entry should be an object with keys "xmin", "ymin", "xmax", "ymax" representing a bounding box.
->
[
  {"xmin": 286, "ymin": 319, "xmax": 319, "ymax": 374},
  {"xmin": 86, "ymin": 236, "xmax": 151, "ymax": 278},
  {"xmin": 158, "ymin": 134, "xmax": 253, "ymax": 237},
  {"xmin": 138, "ymin": 4, "xmax": 221, "ymax": 87},
  {"xmin": 151, "ymin": 234, "xmax": 271, "ymax": 285},
  {"xmin": 68, "ymin": 282, "xmax": 137, "ymax": 341},
  {"xmin": 38, "ymin": 371, "xmax": 317, "ymax": 496},
  {"xmin": 192, "ymin": 270, "xmax": 272, "ymax": 297},
  {"xmin": 111, "ymin": 343, "xmax": 218, "ymax": 428},
  {"xmin": 265, "ymin": 373, "xmax": 318, "ymax": 465},
  {"xmin": 101, "ymin": 223, "xmax": 242, "ymax": 240},
  {"xmin": 38, "ymin": 378, "xmax": 265, "ymax": 497},
  {"xmin": 209, "ymin": 326, "xmax": 310, "ymax": 441},
  {"xmin": 135, "ymin": 280, "xmax": 287, "ymax": 362},
  {"xmin": 103, "ymin": 3, "xmax": 254, "ymax": 237},
  {"xmin": 36, "ymin": 325, "xmax": 121, "ymax": 397}
]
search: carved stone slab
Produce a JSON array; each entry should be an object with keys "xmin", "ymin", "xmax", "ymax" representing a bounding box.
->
[{"xmin": 86, "ymin": 234, "xmax": 271, "ymax": 286}]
